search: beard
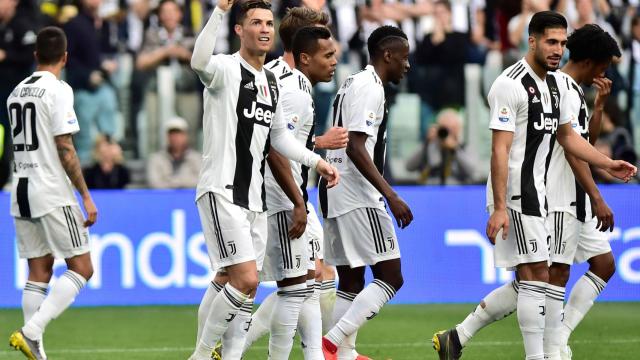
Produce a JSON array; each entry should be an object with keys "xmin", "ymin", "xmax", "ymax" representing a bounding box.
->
[{"xmin": 534, "ymin": 50, "xmax": 560, "ymax": 72}]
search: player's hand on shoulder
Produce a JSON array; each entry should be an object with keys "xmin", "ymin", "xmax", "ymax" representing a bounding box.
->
[
  {"xmin": 387, "ymin": 193, "xmax": 413, "ymax": 229},
  {"xmin": 289, "ymin": 203, "xmax": 307, "ymax": 239},
  {"xmin": 486, "ymin": 208, "xmax": 508, "ymax": 244},
  {"xmin": 316, "ymin": 160, "xmax": 339, "ymax": 188},
  {"xmin": 591, "ymin": 197, "xmax": 614, "ymax": 232},
  {"xmin": 217, "ymin": 0, "xmax": 234, "ymax": 11},
  {"xmin": 317, "ymin": 127, "xmax": 348, "ymax": 150},
  {"xmin": 606, "ymin": 160, "xmax": 637, "ymax": 182},
  {"xmin": 83, "ymin": 196, "xmax": 98, "ymax": 227}
]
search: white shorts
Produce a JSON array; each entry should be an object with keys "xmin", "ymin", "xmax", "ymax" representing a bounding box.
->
[
  {"xmin": 323, "ymin": 207, "xmax": 400, "ymax": 268},
  {"xmin": 14, "ymin": 205, "xmax": 90, "ymax": 259},
  {"xmin": 306, "ymin": 202, "xmax": 323, "ymax": 260},
  {"xmin": 196, "ymin": 192, "xmax": 267, "ymax": 272},
  {"xmin": 261, "ymin": 211, "xmax": 310, "ymax": 281},
  {"xmin": 494, "ymin": 208, "xmax": 550, "ymax": 268},
  {"xmin": 549, "ymin": 212, "xmax": 612, "ymax": 265}
]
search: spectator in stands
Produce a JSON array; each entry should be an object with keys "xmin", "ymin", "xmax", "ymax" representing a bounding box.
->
[
  {"xmin": 406, "ymin": 108, "xmax": 477, "ymax": 184},
  {"xmin": 506, "ymin": 0, "xmax": 550, "ymax": 64},
  {"xmin": 64, "ymin": 0, "xmax": 119, "ymax": 164},
  {"xmin": 415, "ymin": 0, "xmax": 467, "ymax": 127},
  {"xmin": 147, "ymin": 117, "xmax": 201, "ymax": 189},
  {"xmin": 136, "ymin": 0, "xmax": 199, "ymax": 158},
  {"xmin": 629, "ymin": 14, "xmax": 640, "ymax": 153},
  {"xmin": 0, "ymin": 0, "xmax": 38, "ymax": 186},
  {"xmin": 84, "ymin": 135, "xmax": 130, "ymax": 189}
]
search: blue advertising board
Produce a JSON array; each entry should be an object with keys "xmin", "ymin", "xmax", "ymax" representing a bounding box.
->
[{"xmin": 1, "ymin": 186, "xmax": 639, "ymax": 307}]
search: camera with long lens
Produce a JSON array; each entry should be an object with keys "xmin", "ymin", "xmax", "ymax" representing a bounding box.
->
[{"xmin": 437, "ymin": 126, "xmax": 449, "ymax": 140}]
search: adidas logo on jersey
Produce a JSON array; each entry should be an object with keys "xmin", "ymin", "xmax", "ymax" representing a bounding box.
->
[
  {"xmin": 244, "ymin": 82, "xmax": 255, "ymax": 91},
  {"xmin": 532, "ymin": 95, "xmax": 540, "ymax": 103}
]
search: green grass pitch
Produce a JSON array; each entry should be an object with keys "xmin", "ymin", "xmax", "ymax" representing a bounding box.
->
[{"xmin": 1, "ymin": 303, "xmax": 638, "ymax": 359}]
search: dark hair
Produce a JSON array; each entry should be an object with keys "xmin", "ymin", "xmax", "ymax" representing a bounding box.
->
[
  {"xmin": 279, "ymin": 7, "xmax": 329, "ymax": 52},
  {"xmin": 528, "ymin": 11, "xmax": 567, "ymax": 36},
  {"xmin": 434, "ymin": 0, "xmax": 451, "ymax": 12},
  {"xmin": 236, "ymin": 0, "xmax": 272, "ymax": 25},
  {"xmin": 292, "ymin": 26, "xmax": 332, "ymax": 66},
  {"xmin": 567, "ymin": 24, "xmax": 621, "ymax": 63},
  {"xmin": 632, "ymin": 14, "xmax": 640, "ymax": 28},
  {"xmin": 367, "ymin": 25, "xmax": 408, "ymax": 60},
  {"xmin": 35, "ymin": 26, "xmax": 67, "ymax": 65}
]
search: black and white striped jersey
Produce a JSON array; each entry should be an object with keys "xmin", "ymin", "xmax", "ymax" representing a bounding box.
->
[
  {"xmin": 264, "ymin": 67, "xmax": 315, "ymax": 216},
  {"xmin": 195, "ymin": 52, "xmax": 283, "ymax": 212},
  {"xmin": 546, "ymin": 71, "xmax": 592, "ymax": 222},
  {"xmin": 486, "ymin": 59, "xmax": 566, "ymax": 217},
  {"xmin": 8, "ymin": 71, "xmax": 80, "ymax": 218},
  {"xmin": 265, "ymin": 56, "xmax": 293, "ymax": 78},
  {"xmin": 319, "ymin": 65, "xmax": 387, "ymax": 218}
]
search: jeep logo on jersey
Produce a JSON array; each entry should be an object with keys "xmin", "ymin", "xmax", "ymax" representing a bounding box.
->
[
  {"xmin": 533, "ymin": 113, "xmax": 558, "ymax": 133},
  {"xmin": 243, "ymin": 101, "xmax": 274, "ymax": 126}
]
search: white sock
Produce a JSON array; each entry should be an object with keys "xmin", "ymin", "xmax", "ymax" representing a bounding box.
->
[
  {"xmin": 543, "ymin": 284, "xmax": 565, "ymax": 360},
  {"xmin": 456, "ymin": 280, "xmax": 518, "ymax": 346},
  {"xmin": 326, "ymin": 279, "xmax": 396, "ymax": 347},
  {"xmin": 22, "ymin": 270, "xmax": 86, "ymax": 340},
  {"xmin": 517, "ymin": 281, "xmax": 547, "ymax": 360},
  {"xmin": 23, "ymin": 281, "xmax": 48, "ymax": 325},
  {"xmin": 333, "ymin": 290, "xmax": 359, "ymax": 360},
  {"xmin": 223, "ymin": 298, "xmax": 254, "ymax": 360},
  {"xmin": 269, "ymin": 283, "xmax": 307, "ymax": 360},
  {"xmin": 22, "ymin": 281, "xmax": 48, "ymax": 357},
  {"xmin": 193, "ymin": 283, "xmax": 248, "ymax": 359},
  {"xmin": 558, "ymin": 271, "xmax": 606, "ymax": 348},
  {"xmin": 299, "ymin": 281, "xmax": 323, "ymax": 360},
  {"xmin": 320, "ymin": 280, "xmax": 336, "ymax": 333},
  {"xmin": 197, "ymin": 281, "xmax": 223, "ymax": 343},
  {"xmin": 243, "ymin": 291, "xmax": 277, "ymax": 355}
]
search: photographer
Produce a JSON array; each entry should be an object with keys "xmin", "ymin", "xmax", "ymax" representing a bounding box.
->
[{"xmin": 406, "ymin": 109, "xmax": 477, "ymax": 185}]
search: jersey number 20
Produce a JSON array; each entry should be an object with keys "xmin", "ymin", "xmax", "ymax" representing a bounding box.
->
[{"xmin": 9, "ymin": 102, "xmax": 38, "ymax": 152}]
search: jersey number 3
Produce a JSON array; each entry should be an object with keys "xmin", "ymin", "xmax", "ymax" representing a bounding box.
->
[{"xmin": 9, "ymin": 102, "xmax": 39, "ymax": 152}]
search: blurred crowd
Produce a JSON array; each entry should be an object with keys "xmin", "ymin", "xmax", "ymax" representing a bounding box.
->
[{"xmin": 1, "ymin": 0, "xmax": 639, "ymax": 190}]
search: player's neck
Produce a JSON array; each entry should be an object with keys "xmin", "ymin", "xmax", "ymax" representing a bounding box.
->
[
  {"xmin": 282, "ymin": 52, "xmax": 295, "ymax": 69},
  {"xmin": 239, "ymin": 47, "xmax": 266, "ymax": 71},
  {"xmin": 524, "ymin": 54, "xmax": 547, "ymax": 80},
  {"xmin": 370, "ymin": 62, "xmax": 388, "ymax": 85},
  {"xmin": 35, "ymin": 65, "xmax": 62, "ymax": 79},
  {"xmin": 560, "ymin": 62, "xmax": 583, "ymax": 85}
]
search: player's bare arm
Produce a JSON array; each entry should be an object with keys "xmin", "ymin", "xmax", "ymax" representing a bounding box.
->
[
  {"xmin": 315, "ymin": 126, "xmax": 348, "ymax": 150},
  {"xmin": 564, "ymin": 151, "xmax": 613, "ymax": 232},
  {"xmin": 486, "ymin": 129, "xmax": 512, "ymax": 243},
  {"xmin": 588, "ymin": 76, "xmax": 612, "ymax": 145},
  {"xmin": 346, "ymin": 131, "xmax": 413, "ymax": 228},
  {"xmin": 55, "ymin": 134, "xmax": 97, "ymax": 227},
  {"xmin": 267, "ymin": 148, "xmax": 306, "ymax": 239},
  {"xmin": 556, "ymin": 123, "xmax": 637, "ymax": 181}
]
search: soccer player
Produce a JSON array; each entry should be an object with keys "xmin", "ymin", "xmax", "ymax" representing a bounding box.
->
[
  {"xmin": 319, "ymin": 25, "xmax": 413, "ymax": 360},
  {"xmin": 266, "ymin": 8, "xmax": 346, "ymax": 327},
  {"xmin": 255, "ymin": 25, "xmax": 338, "ymax": 360},
  {"xmin": 545, "ymin": 24, "xmax": 620, "ymax": 360},
  {"xmin": 8, "ymin": 26, "xmax": 98, "ymax": 360},
  {"xmin": 432, "ymin": 12, "xmax": 636, "ymax": 360},
  {"xmin": 187, "ymin": 1, "xmax": 339, "ymax": 359}
]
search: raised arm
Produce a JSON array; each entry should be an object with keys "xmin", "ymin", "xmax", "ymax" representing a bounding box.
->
[
  {"xmin": 191, "ymin": 1, "xmax": 232, "ymax": 85},
  {"xmin": 55, "ymin": 134, "xmax": 97, "ymax": 226}
]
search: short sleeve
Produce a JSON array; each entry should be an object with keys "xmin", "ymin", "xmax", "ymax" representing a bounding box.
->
[
  {"xmin": 559, "ymin": 86, "xmax": 579, "ymax": 126},
  {"xmin": 488, "ymin": 77, "xmax": 522, "ymax": 132},
  {"xmin": 51, "ymin": 84, "xmax": 80, "ymax": 136},
  {"xmin": 344, "ymin": 81, "xmax": 383, "ymax": 136}
]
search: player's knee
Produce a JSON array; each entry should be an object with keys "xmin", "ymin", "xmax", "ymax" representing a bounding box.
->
[
  {"xmin": 389, "ymin": 274, "xmax": 404, "ymax": 292},
  {"xmin": 29, "ymin": 267, "xmax": 54, "ymax": 283},
  {"xmin": 549, "ymin": 264, "xmax": 570, "ymax": 287},
  {"xmin": 70, "ymin": 263, "xmax": 94, "ymax": 281},
  {"xmin": 232, "ymin": 275, "xmax": 259, "ymax": 295},
  {"xmin": 589, "ymin": 253, "xmax": 616, "ymax": 282}
]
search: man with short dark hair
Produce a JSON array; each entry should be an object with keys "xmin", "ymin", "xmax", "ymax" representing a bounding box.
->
[
  {"xmin": 320, "ymin": 25, "xmax": 413, "ymax": 360},
  {"xmin": 188, "ymin": 1, "xmax": 339, "ymax": 359},
  {"xmin": 433, "ymin": 12, "xmax": 636, "ymax": 360},
  {"xmin": 8, "ymin": 26, "xmax": 98, "ymax": 360}
]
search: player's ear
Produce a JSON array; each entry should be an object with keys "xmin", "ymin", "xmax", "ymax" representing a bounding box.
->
[
  {"xmin": 384, "ymin": 49, "xmax": 392, "ymax": 64},
  {"xmin": 234, "ymin": 23, "xmax": 242, "ymax": 37},
  {"xmin": 528, "ymin": 35, "xmax": 536, "ymax": 51},
  {"xmin": 301, "ymin": 53, "xmax": 310, "ymax": 66},
  {"xmin": 62, "ymin": 52, "xmax": 68, "ymax": 66}
]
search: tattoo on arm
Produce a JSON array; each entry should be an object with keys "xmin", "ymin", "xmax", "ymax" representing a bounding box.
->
[{"xmin": 55, "ymin": 134, "xmax": 90, "ymax": 197}]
